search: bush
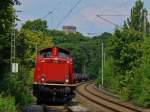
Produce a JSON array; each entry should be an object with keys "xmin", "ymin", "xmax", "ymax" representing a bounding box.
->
[
  {"xmin": 130, "ymin": 36, "xmax": 150, "ymax": 107},
  {"xmin": 0, "ymin": 66, "xmax": 36, "ymax": 106},
  {"xmin": 132, "ymin": 67, "xmax": 150, "ymax": 107},
  {"xmin": 0, "ymin": 95, "xmax": 16, "ymax": 112},
  {"xmin": 96, "ymin": 57, "xmax": 120, "ymax": 94}
]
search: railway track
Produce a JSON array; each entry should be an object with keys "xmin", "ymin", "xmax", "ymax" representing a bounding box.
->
[
  {"xmin": 43, "ymin": 105, "xmax": 69, "ymax": 112},
  {"xmin": 22, "ymin": 104, "xmax": 71, "ymax": 112},
  {"xmin": 22, "ymin": 101, "xmax": 88, "ymax": 112},
  {"xmin": 22, "ymin": 82, "xmax": 89, "ymax": 112},
  {"xmin": 76, "ymin": 82, "xmax": 145, "ymax": 112}
]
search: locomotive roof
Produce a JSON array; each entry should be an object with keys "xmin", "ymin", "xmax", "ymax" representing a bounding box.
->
[{"xmin": 39, "ymin": 47, "xmax": 70, "ymax": 54}]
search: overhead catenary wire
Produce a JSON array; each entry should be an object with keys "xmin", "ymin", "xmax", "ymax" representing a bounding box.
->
[
  {"xmin": 88, "ymin": 12, "xmax": 150, "ymax": 36},
  {"xmin": 96, "ymin": 14, "xmax": 129, "ymax": 17},
  {"xmin": 92, "ymin": 12, "xmax": 150, "ymax": 35},
  {"xmin": 87, "ymin": 15, "xmax": 124, "ymax": 36},
  {"xmin": 56, "ymin": 0, "xmax": 82, "ymax": 27},
  {"xmin": 41, "ymin": 0, "xmax": 64, "ymax": 19},
  {"xmin": 88, "ymin": 0, "xmax": 150, "ymax": 36},
  {"xmin": 96, "ymin": 14, "xmax": 150, "ymax": 16},
  {"xmin": 96, "ymin": 14, "xmax": 150, "ymax": 35},
  {"xmin": 96, "ymin": 15, "xmax": 123, "ymax": 29}
]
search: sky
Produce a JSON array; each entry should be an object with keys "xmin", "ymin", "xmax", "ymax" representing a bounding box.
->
[{"xmin": 15, "ymin": 0, "xmax": 150, "ymax": 36}]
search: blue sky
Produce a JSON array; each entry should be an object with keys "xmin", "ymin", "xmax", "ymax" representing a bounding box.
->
[{"xmin": 15, "ymin": 0, "xmax": 150, "ymax": 36}]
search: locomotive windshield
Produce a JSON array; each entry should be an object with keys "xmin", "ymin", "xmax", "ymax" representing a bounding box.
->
[
  {"xmin": 40, "ymin": 48, "xmax": 52, "ymax": 58},
  {"xmin": 39, "ymin": 47, "xmax": 70, "ymax": 58},
  {"xmin": 58, "ymin": 48, "xmax": 70, "ymax": 58}
]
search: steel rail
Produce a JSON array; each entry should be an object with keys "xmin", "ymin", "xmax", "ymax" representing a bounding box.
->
[
  {"xmin": 86, "ymin": 83, "xmax": 142, "ymax": 112},
  {"xmin": 77, "ymin": 83, "xmax": 120, "ymax": 112},
  {"xmin": 77, "ymin": 82, "xmax": 142, "ymax": 112}
]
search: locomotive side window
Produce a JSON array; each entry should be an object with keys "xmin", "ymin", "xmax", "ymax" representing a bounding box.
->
[
  {"xmin": 40, "ymin": 48, "xmax": 52, "ymax": 58},
  {"xmin": 58, "ymin": 48, "xmax": 70, "ymax": 58},
  {"xmin": 59, "ymin": 52, "xmax": 68, "ymax": 57}
]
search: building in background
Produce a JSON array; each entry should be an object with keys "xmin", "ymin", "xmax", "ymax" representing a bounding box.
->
[{"xmin": 63, "ymin": 26, "xmax": 76, "ymax": 33}]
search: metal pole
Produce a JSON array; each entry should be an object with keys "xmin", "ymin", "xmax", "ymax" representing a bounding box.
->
[
  {"xmin": 14, "ymin": 24, "xmax": 16, "ymax": 64},
  {"xmin": 11, "ymin": 23, "xmax": 15, "ymax": 72},
  {"xmin": 144, "ymin": 11, "xmax": 146, "ymax": 33},
  {"xmin": 11, "ymin": 10, "xmax": 22, "ymax": 73},
  {"xmin": 101, "ymin": 43, "xmax": 104, "ymax": 85},
  {"xmin": 11, "ymin": 28, "xmax": 13, "ymax": 70},
  {"xmin": 104, "ymin": 52, "xmax": 105, "ymax": 66}
]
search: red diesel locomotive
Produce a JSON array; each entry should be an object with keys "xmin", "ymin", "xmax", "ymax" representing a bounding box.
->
[{"xmin": 33, "ymin": 47, "xmax": 76, "ymax": 103}]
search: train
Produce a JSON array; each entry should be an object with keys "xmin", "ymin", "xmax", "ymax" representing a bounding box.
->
[
  {"xmin": 33, "ymin": 47, "xmax": 76, "ymax": 104},
  {"xmin": 74, "ymin": 73, "xmax": 89, "ymax": 82}
]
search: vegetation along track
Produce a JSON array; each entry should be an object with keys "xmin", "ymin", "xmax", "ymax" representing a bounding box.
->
[{"xmin": 76, "ymin": 82, "xmax": 143, "ymax": 112}]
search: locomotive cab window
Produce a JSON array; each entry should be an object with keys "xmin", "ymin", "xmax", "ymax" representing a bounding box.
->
[
  {"xmin": 40, "ymin": 48, "xmax": 52, "ymax": 58},
  {"xmin": 58, "ymin": 48, "xmax": 70, "ymax": 58}
]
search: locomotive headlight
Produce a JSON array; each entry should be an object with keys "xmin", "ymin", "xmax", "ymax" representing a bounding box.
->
[
  {"xmin": 41, "ymin": 77, "xmax": 45, "ymax": 82},
  {"xmin": 65, "ymin": 76, "xmax": 69, "ymax": 83},
  {"xmin": 65, "ymin": 78, "xmax": 69, "ymax": 83},
  {"xmin": 41, "ymin": 75, "xmax": 46, "ymax": 82}
]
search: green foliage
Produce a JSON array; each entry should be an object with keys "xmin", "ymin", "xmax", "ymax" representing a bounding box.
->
[
  {"xmin": 17, "ymin": 29, "xmax": 53, "ymax": 65},
  {"xmin": 96, "ymin": 57, "xmax": 120, "ymax": 93},
  {"xmin": 0, "ymin": 66, "xmax": 36, "ymax": 105},
  {"xmin": 104, "ymin": 57, "xmax": 120, "ymax": 92},
  {"xmin": 110, "ymin": 29, "xmax": 143, "ymax": 76},
  {"xmin": 49, "ymin": 30, "xmax": 88, "ymax": 44},
  {"xmin": 21, "ymin": 19, "xmax": 48, "ymax": 32},
  {"xmin": 0, "ymin": 0, "xmax": 21, "ymax": 110},
  {"xmin": 9, "ymin": 29, "xmax": 53, "ymax": 106},
  {"xmin": 106, "ymin": 29, "xmax": 144, "ymax": 101},
  {"xmin": 0, "ymin": 25, "xmax": 53, "ymax": 107},
  {"xmin": 0, "ymin": 0, "xmax": 17, "ymax": 75},
  {"xmin": 92, "ymin": 32, "xmax": 112, "ymax": 45},
  {"xmin": 124, "ymin": 0, "xmax": 150, "ymax": 34},
  {"xmin": 0, "ymin": 95, "xmax": 16, "ymax": 112},
  {"xmin": 0, "ymin": 0, "xmax": 15, "ymax": 34},
  {"xmin": 96, "ymin": 0, "xmax": 150, "ymax": 107},
  {"xmin": 131, "ymin": 36, "xmax": 150, "ymax": 107}
]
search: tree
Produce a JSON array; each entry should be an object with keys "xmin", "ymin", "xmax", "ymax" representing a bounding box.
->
[
  {"xmin": 17, "ymin": 29, "xmax": 53, "ymax": 65},
  {"xmin": 0, "ymin": 0, "xmax": 20, "ymax": 34},
  {"xmin": 110, "ymin": 29, "xmax": 143, "ymax": 87},
  {"xmin": 22, "ymin": 19, "xmax": 48, "ymax": 32},
  {"xmin": 0, "ymin": 0, "xmax": 21, "ymax": 110},
  {"xmin": 0, "ymin": 0, "xmax": 20, "ymax": 76},
  {"xmin": 93, "ymin": 32, "xmax": 112, "ymax": 41},
  {"xmin": 101, "ymin": 0, "xmax": 150, "ymax": 103},
  {"xmin": 124, "ymin": 0, "xmax": 150, "ymax": 34},
  {"xmin": 0, "ymin": 29, "xmax": 53, "ymax": 106},
  {"xmin": 131, "ymin": 36, "xmax": 150, "ymax": 107}
]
